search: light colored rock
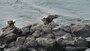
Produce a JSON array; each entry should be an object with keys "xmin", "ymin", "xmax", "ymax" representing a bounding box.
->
[{"xmin": 36, "ymin": 37, "xmax": 56, "ymax": 47}]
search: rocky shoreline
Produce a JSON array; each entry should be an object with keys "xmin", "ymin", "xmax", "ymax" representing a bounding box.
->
[{"xmin": 0, "ymin": 15, "xmax": 90, "ymax": 51}]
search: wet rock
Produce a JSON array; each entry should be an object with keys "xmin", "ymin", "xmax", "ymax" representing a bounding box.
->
[
  {"xmin": 15, "ymin": 37, "xmax": 26, "ymax": 47},
  {"xmin": 36, "ymin": 37, "xmax": 56, "ymax": 47},
  {"xmin": 58, "ymin": 25, "xmax": 71, "ymax": 33},
  {"xmin": 41, "ymin": 33, "xmax": 55, "ymax": 39},
  {"xmin": 52, "ymin": 25, "xmax": 68, "ymax": 37},
  {"xmin": 70, "ymin": 24, "xmax": 84, "ymax": 33},
  {"xmin": 56, "ymin": 33, "xmax": 89, "ymax": 51},
  {"xmin": 21, "ymin": 25, "xmax": 32, "ymax": 36},
  {"xmin": 12, "ymin": 27, "xmax": 22, "ymax": 35},
  {"xmin": 7, "ymin": 42, "xmax": 15, "ymax": 48},
  {"xmin": 56, "ymin": 33, "xmax": 75, "ymax": 45},
  {"xmin": 32, "ymin": 30, "xmax": 43, "ymax": 38},
  {"xmin": 41, "ymin": 25, "xmax": 52, "ymax": 33},
  {"xmin": 73, "ymin": 37, "xmax": 88, "ymax": 47},
  {"xmin": 24, "ymin": 36, "xmax": 38, "ymax": 47},
  {"xmin": 30, "ymin": 24, "xmax": 42, "ymax": 34},
  {"xmin": 56, "ymin": 33, "xmax": 88, "ymax": 46},
  {"xmin": 0, "ymin": 33, "xmax": 18, "ymax": 44},
  {"xmin": 71, "ymin": 24, "xmax": 90, "ymax": 37},
  {"xmin": 54, "ymin": 30, "xmax": 68, "ymax": 37}
]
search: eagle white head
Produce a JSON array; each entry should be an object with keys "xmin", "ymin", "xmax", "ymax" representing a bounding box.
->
[
  {"xmin": 13, "ymin": 19, "xmax": 16, "ymax": 23},
  {"xmin": 6, "ymin": 19, "xmax": 16, "ymax": 26}
]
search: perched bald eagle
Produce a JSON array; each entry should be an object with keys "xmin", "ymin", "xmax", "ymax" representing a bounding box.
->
[{"xmin": 41, "ymin": 15, "xmax": 59, "ymax": 25}]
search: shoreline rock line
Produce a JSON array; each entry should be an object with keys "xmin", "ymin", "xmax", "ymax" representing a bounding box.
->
[{"xmin": 0, "ymin": 15, "xmax": 90, "ymax": 51}]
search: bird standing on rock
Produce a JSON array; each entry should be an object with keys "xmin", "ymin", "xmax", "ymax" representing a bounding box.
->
[
  {"xmin": 0, "ymin": 20, "xmax": 21, "ymax": 37},
  {"xmin": 41, "ymin": 15, "xmax": 59, "ymax": 33},
  {"xmin": 0, "ymin": 20, "xmax": 16, "ymax": 34},
  {"xmin": 41, "ymin": 15, "xmax": 59, "ymax": 25}
]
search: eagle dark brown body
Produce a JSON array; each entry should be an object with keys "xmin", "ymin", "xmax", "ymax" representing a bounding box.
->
[{"xmin": 41, "ymin": 15, "xmax": 59, "ymax": 25}]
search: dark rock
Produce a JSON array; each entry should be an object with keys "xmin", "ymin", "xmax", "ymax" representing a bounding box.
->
[
  {"xmin": 7, "ymin": 42, "xmax": 15, "ymax": 48},
  {"xmin": 12, "ymin": 27, "xmax": 22, "ymax": 35},
  {"xmin": 27, "ymin": 48, "xmax": 38, "ymax": 51},
  {"xmin": 21, "ymin": 25, "xmax": 32, "ymax": 36},
  {"xmin": 56, "ymin": 33, "xmax": 89, "ymax": 51},
  {"xmin": 56, "ymin": 33, "xmax": 88, "ymax": 46},
  {"xmin": 56, "ymin": 33, "xmax": 74, "ymax": 45},
  {"xmin": 37, "ymin": 47, "xmax": 47, "ymax": 51},
  {"xmin": 0, "ymin": 33, "xmax": 18, "ymax": 44},
  {"xmin": 41, "ymin": 33, "xmax": 55, "ymax": 39},
  {"xmin": 24, "ymin": 36, "xmax": 38, "ymax": 47},
  {"xmin": 71, "ymin": 25, "xmax": 90, "ymax": 37},
  {"xmin": 4, "ymin": 46, "xmax": 26, "ymax": 51},
  {"xmin": 74, "ymin": 37, "xmax": 88, "ymax": 47},
  {"xmin": 0, "ymin": 44, "xmax": 7, "ymax": 51},
  {"xmin": 70, "ymin": 24, "xmax": 85, "ymax": 34},
  {"xmin": 53, "ymin": 30, "xmax": 68, "ymax": 37},
  {"xmin": 65, "ymin": 46, "xmax": 87, "ymax": 51},
  {"xmin": 30, "ymin": 24, "xmax": 42, "ymax": 34},
  {"xmin": 15, "ymin": 37, "xmax": 26, "ymax": 47}
]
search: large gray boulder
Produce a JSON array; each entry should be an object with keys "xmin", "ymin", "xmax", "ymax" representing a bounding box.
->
[
  {"xmin": 7, "ymin": 41, "xmax": 15, "ymax": 48},
  {"xmin": 15, "ymin": 37, "xmax": 26, "ymax": 47},
  {"xmin": 30, "ymin": 24, "xmax": 42, "ymax": 33},
  {"xmin": 24, "ymin": 36, "xmax": 38, "ymax": 47},
  {"xmin": 32, "ymin": 30, "xmax": 44, "ymax": 38},
  {"xmin": 56, "ymin": 33, "xmax": 88, "ymax": 46},
  {"xmin": 56, "ymin": 33, "xmax": 74, "ymax": 45},
  {"xmin": 41, "ymin": 33, "xmax": 55, "ymax": 39},
  {"xmin": 56, "ymin": 33, "xmax": 89, "ymax": 51},
  {"xmin": 59, "ymin": 25, "xmax": 71, "ymax": 33},
  {"xmin": 36, "ymin": 37, "xmax": 56, "ymax": 47},
  {"xmin": 41, "ymin": 25, "xmax": 52, "ymax": 34},
  {"xmin": 21, "ymin": 25, "xmax": 32, "ymax": 36},
  {"xmin": 70, "ymin": 24, "xmax": 90, "ymax": 37},
  {"xmin": 0, "ymin": 33, "xmax": 18, "ymax": 44}
]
